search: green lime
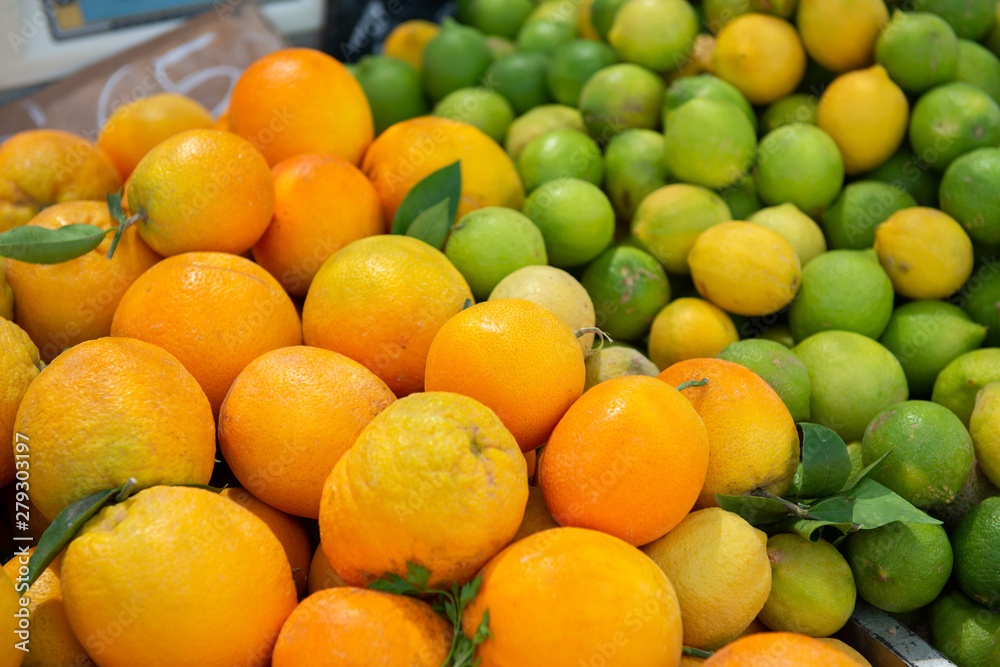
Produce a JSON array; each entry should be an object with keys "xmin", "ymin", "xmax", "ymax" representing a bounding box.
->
[
  {"xmin": 630, "ymin": 183, "xmax": 731, "ymax": 274},
  {"xmin": 910, "ymin": 82, "xmax": 1000, "ymax": 172},
  {"xmin": 524, "ymin": 1, "xmax": 576, "ymax": 28},
  {"xmin": 919, "ymin": 0, "xmax": 996, "ymax": 41},
  {"xmin": 862, "ymin": 145, "xmax": 941, "ymax": 208},
  {"xmin": 457, "ymin": 0, "xmax": 533, "ymax": 38},
  {"xmin": 758, "ymin": 533, "xmax": 856, "ymax": 637},
  {"xmin": 444, "ymin": 207, "xmax": 547, "ymax": 300},
  {"xmin": 747, "ymin": 203, "xmax": 827, "ymax": 266},
  {"xmin": 504, "ymin": 104, "xmax": 586, "ymax": 160},
  {"xmin": 516, "ymin": 20, "xmax": 578, "ymax": 55},
  {"xmin": 879, "ymin": 300, "xmax": 988, "ymax": 398},
  {"xmin": 516, "ymin": 128, "xmax": 603, "ymax": 191},
  {"xmin": 844, "ymin": 521, "xmax": 953, "ymax": 614},
  {"xmin": 603, "ymin": 129, "xmax": 670, "ymax": 221},
  {"xmin": 421, "ymin": 19, "xmax": 494, "ymax": 103},
  {"xmin": 986, "ymin": 0, "xmax": 1000, "ymax": 57},
  {"xmin": 956, "ymin": 39, "xmax": 1000, "ymax": 103},
  {"xmin": 940, "ymin": 148, "xmax": 1000, "ymax": 244},
  {"xmin": 432, "ymin": 87, "xmax": 514, "ymax": 143},
  {"xmin": 822, "ymin": 180, "xmax": 917, "ymax": 250},
  {"xmin": 663, "ymin": 98, "xmax": 756, "ymax": 189},
  {"xmin": 353, "ymin": 55, "xmax": 430, "ymax": 135},
  {"xmin": 759, "ymin": 322, "xmax": 795, "ymax": 348},
  {"xmin": 547, "ymin": 39, "xmax": 619, "ymax": 106},
  {"xmin": 952, "ymin": 496, "xmax": 1000, "ymax": 607},
  {"xmin": 755, "ymin": 123, "xmax": 845, "ymax": 217},
  {"xmin": 581, "ymin": 245, "xmax": 671, "ymax": 341},
  {"xmin": 928, "ymin": 463, "xmax": 999, "ymax": 531},
  {"xmin": 590, "ymin": 0, "xmax": 628, "ymax": 41},
  {"xmin": 663, "ymin": 74, "xmax": 756, "ymax": 132},
  {"xmin": 584, "ymin": 345, "xmax": 660, "ymax": 390},
  {"xmin": 875, "ymin": 11, "xmax": 959, "ymax": 94},
  {"xmin": 485, "ymin": 35, "xmax": 518, "ymax": 59},
  {"xmin": 792, "ymin": 330, "xmax": 909, "ymax": 442},
  {"xmin": 789, "ymin": 249, "xmax": 895, "ymax": 343},
  {"xmin": 933, "ymin": 349, "xmax": 1000, "ymax": 426},
  {"xmin": 717, "ymin": 338, "xmax": 811, "ymax": 422},
  {"xmin": 862, "ymin": 399, "xmax": 975, "ymax": 508},
  {"xmin": 761, "ymin": 94, "xmax": 820, "ymax": 133},
  {"xmin": 483, "ymin": 51, "xmax": 552, "ymax": 116},
  {"xmin": 929, "ymin": 590, "xmax": 1000, "ymax": 666},
  {"xmin": 578, "ymin": 63, "xmax": 665, "ymax": 142},
  {"xmin": 718, "ymin": 176, "xmax": 762, "ymax": 220},
  {"xmin": 608, "ymin": 0, "xmax": 699, "ymax": 73},
  {"xmin": 522, "ymin": 178, "xmax": 615, "ymax": 267},
  {"xmin": 959, "ymin": 258, "xmax": 1000, "ymax": 347},
  {"xmin": 702, "ymin": 0, "xmax": 747, "ymax": 33}
]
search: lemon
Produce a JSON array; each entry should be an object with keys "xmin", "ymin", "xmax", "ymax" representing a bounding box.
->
[
  {"xmin": 747, "ymin": 203, "xmax": 827, "ymax": 267},
  {"xmin": 584, "ymin": 345, "xmax": 660, "ymax": 390},
  {"xmin": 578, "ymin": 63, "xmax": 665, "ymax": 141},
  {"xmin": 821, "ymin": 180, "xmax": 917, "ymax": 250},
  {"xmin": 432, "ymin": 87, "xmax": 514, "ymax": 143},
  {"xmin": 970, "ymin": 381, "xmax": 1000, "ymax": 488},
  {"xmin": 874, "ymin": 207, "xmax": 974, "ymax": 299},
  {"xmin": 382, "ymin": 20, "xmax": 439, "ymax": 71},
  {"xmin": 648, "ymin": 297, "xmax": 738, "ymax": 369},
  {"xmin": 603, "ymin": 129, "xmax": 670, "ymax": 221},
  {"xmin": 796, "ymin": 0, "xmax": 889, "ymax": 73},
  {"xmin": 761, "ymin": 94, "xmax": 819, "ymax": 133},
  {"xmin": 713, "ymin": 14, "xmax": 806, "ymax": 105},
  {"xmin": 516, "ymin": 129, "xmax": 603, "ymax": 191},
  {"xmin": 504, "ymin": 104, "xmax": 585, "ymax": 160},
  {"xmin": 608, "ymin": 0, "xmax": 699, "ymax": 73},
  {"xmin": 663, "ymin": 98, "xmax": 756, "ymax": 190},
  {"xmin": 909, "ymin": 82, "xmax": 1000, "ymax": 172},
  {"xmin": 631, "ymin": 184, "xmax": 731, "ymax": 274},
  {"xmin": 755, "ymin": 124, "xmax": 845, "ymax": 217},
  {"xmin": 816, "ymin": 65, "xmax": 908, "ymax": 175},
  {"xmin": 688, "ymin": 221, "xmax": 801, "ymax": 317},
  {"xmin": 581, "ymin": 245, "xmax": 671, "ymax": 341},
  {"xmin": 875, "ymin": 11, "xmax": 959, "ymax": 94},
  {"xmin": 933, "ymin": 349, "xmax": 1000, "ymax": 427}
]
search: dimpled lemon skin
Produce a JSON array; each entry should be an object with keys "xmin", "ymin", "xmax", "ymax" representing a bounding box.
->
[{"xmin": 874, "ymin": 207, "xmax": 973, "ymax": 299}]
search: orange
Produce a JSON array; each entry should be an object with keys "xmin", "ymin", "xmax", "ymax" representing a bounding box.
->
[
  {"xmin": 61, "ymin": 486, "xmax": 297, "ymax": 667},
  {"xmin": 425, "ymin": 298, "xmax": 585, "ymax": 452},
  {"xmin": 251, "ymin": 154, "xmax": 385, "ymax": 297},
  {"xmin": 462, "ymin": 527, "xmax": 684, "ymax": 666},
  {"xmin": 97, "ymin": 92, "xmax": 213, "ymax": 179},
  {"xmin": 111, "ymin": 251, "xmax": 302, "ymax": 415},
  {"xmin": 0, "ymin": 129, "xmax": 121, "ymax": 233},
  {"xmin": 272, "ymin": 587, "xmax": 451, "ymax": 667},
  {"xmin": 219, "ymin": 345, "xmax": 396, "ymax": 519},
  {"xmin": 126, "ymin": 129, "xmax": 274, "ymax": 256},
  {"xmin": 306, "ymin": 544, "xmax": 349, "ymax": 595},
  {"xmin": 319, "ymin": 391, "xmax": 528, "ymax": 589},
  {"xmin": 15, "ymin": 337, "xmax": 215, "ymax": 522},
  {"xmin": 213, "ymin": 109, "xmax": 230, "ymax": 132},
  {"xmin": 361, "ymin": 116, "xmax": 525, "ymax": 223},
  {"xmin": 658, "ymin": 358, "xmax": 799, "ymax": 508},
  {"xmin": 302, "ymin": 235, "xmax": 471, "ymax": 397},
  {"xmin": 383, "ymin": 20, "xmax": 441, "ymax": 71},
  {"xmin": 524, "ymin": 447, "xmax": 537, "ymax": 479},
  {"xmin": 0, "ymin": 319, "xmax": 41, "ymax": 490},
  {"xmin": 228, "ymin": 48, "xmax": 373, "ymax": 166},
  {"xmin": 220, "ymin": 487, "xmax": 313, "ymax": 598},
  {"xmin": 0, "ymin": 571, "xmax": 24, "ymax": 667},
  {"xmin": 540, "ymin": 375, "xmax": 710, "ymax": 546},
  {"xmin": 3, "ymin": 201, "xmax": 160, "ymax": 362},
  {"xmin": 702, "ymin": 631, "xmax": 863, "ymax": 666}
]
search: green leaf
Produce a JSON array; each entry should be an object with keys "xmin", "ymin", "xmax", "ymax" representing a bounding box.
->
[
  {"xmin": 787, "ymin": 423, "xmax": 852, "ymax": 499},
  {"xmin": 27, "ymin": 485, "xmax": 122, "ymax": 588},
  {"xmin": 838, "ymin": 448, "xmax": 894, "ymax": 494},
  {"xmin": 367, "ymin": 571, "xmax": 424, "ymax": 597},
  {"xmin": 845, "ymin": 478, "xmax": 942, "ymax": 530},
  {"xmin": 392, "ymin": 161, "xmax": 462, "ymax": 235},
  {"xmin": 715, "ymin": 492, "xmax": 806, "ymax": 526},
  {"xmin": 462, "ymin": 298, "xmax": 473, "ymax": 310},
  {"xmin": 782, "ymin": 517, "xmax": 856, "ymax": 542},
  {"xmin": 0, "ymin": 224, "xmax": 111, "ymax": 264},
  {"xmin": 405, "ymin": 561, "xmax": 431, "ymax": 591},
  {"xmin": 405, "ymin": 198, "xmax": 453, "ymax": 250}
]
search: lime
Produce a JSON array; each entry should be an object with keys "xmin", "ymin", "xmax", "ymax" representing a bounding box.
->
[
  {"xmin": 522, "ymin": 178, "xmax": 615, "ymax": 267},
  {"xmin": 457, "ymin": 0, "xmax": 533, "ymax": 38},
  {"xmin": 761, "ymin": 94, "xmax": 819, "ymax": 133},
  {"xmin": 792, "ymin": 330, "xmax": 909, "ymax": 442},
  {"xmin": 432, "ymin": 87, "xmax": 514, "ymax": 143},
  {"xmin": 759, "ymin": 322, "xmax": 795, "ymax": 348},
  {"xmin": 584, "ymin": 345, "xmax": 660, "ymax": 390},
  {"xmin": 444, "ymin": 207, "xmax": 547, "ymax": 300},
  {"xmin": 929, "ymin": 461, "xmax": 1000, "ymax": 531},
  {"xmin": 844, "ymin": 521, "xmax": 953, "ymax": 614},
  {"xmin": 516, "ymin": 20, "xmax": 577, "ymax": 55},
  {"xmin": 862, "ymin": 145, "xmax": 941, "ymax": 208},
  {"xmin": 702, "ymin": 0, "xmax": 748, "ymax": 33},
  {"xmin": 959, "ymin": 258, "xmax": 1000, "ymax": 347},
  {"xmin": 747, "ymin": 203, "xmax": 827, "ymax": 267},
  {"xmin": 663, "ymin": 98, "xmax": 756, "ymax": 190},
  {"xmin": 630, "ymin": 183, "xmax": 731, "ymax": 274},
  {"xmin": 580, "ymin": 245, "xmax": 671, "ymax": 341},
  {"xmin": 822, "ymin": 180, "xmax": 917, "ymax": 249},
  {"xmin": 789, "ymin": 249, "xmax": 895, "ymax": 342},
  {"xmin": 485, "ymin": 35, "xmax": 517, "ymax": 59},
  {"xmin": 608, "ymin": 0, "xmax": 699, "ymax": 73},
  {"xmin": 933, "ymin": 348, "xmax": 1000, "ymax": 426},
  {"xmin": 504, "ymin": 104, "xmax": 586, "ymax": 160},
  {"xmin": 909, "ymin": 82, "xmax": 1000, "ymax": 172},
  {"xmin": 578, "ymin": 63, "xmax": 665, "ymax": 142},
  {"xmin": 648, "ymin": 297, "xmax": 738, "ymax": 368},
  {"xmin": 940, "ymin": 148, "xmax": 1000, "ymax": 245},
  {"xmin": 755, "ymin": 123, "xmax": 845, "ymax": 217},
  {"xmin": 718, "ymin": 176, "xmax": 762, "ymax": 220},
  {"xmin": 971, "ymin": 381, "xmax": 1000, "ymax": 488},
  {"xmin": 603, "ymin": 129, "xmax": 670, "ymax": 221},
  {"xmin": 489, "ymin": 264, "xmax": 596, "ymax": 350},
  {"xmin": 875, "ymin": 11, "xmax": 959, "ymax": 94},
  {"xmin": 758, "ymin": 533, "xmax": 856, "ymax": 637},
  {"xmin": 524, "ymin": 1, "xmax": 576, "ymax": 28},
  {"xmin": 353, "ymin": 55, "xmax": 430, "ymax": 135},
  {"xmin": 717, "ymin": 338, "xmax": 811, "ymax": 422},
  {"xmin": 483, "ymin": 51, "xmax": 552, "ymax": 115},
  {"xmin": 862, "ymin": 400, "xmax": 975, "ymax": 508},
  {"xmin": 952, "ymin": 496, "xmax": 1000, "ymax": 607},
  {"xmin": 546, "ymin": 40, "xmax": 618, "ymax": 106},
  {"xmin": 920, "ymin": 0, "xmax": 996, "ymax": 40},
  {"xmin": 956, "ymin": 39, "xmax": 1000, "ymax": 103},
  {"xmin": 589, "ymin": 0, "xmax": 628, "ymax": 41},
  {"xmin": 929, "ymin": 590, "xmax": 1000, "ymax": 666},
  {"xmin": 663, "ymin": 74, "xmax": 756, "ymax": 131},
  {"xmin": 516, "ymin": 128, "xmax": 603, "ymax": 192},
  {"xmin": 879, "ymin": 300, "xmax": 987, "ymax": 398},
  {"xmin": 987, "ymin": 1, "xmax": 1000, "ymax": 57},
  {"xmin": 421, "ymin": 19, "xmax": 494, "ymax": 103}
]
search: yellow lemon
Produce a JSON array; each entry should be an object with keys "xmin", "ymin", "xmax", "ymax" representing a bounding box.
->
[
  {"xmin": 747, "ymin": 203, "xmax": 827, "ymax": 267},
  {"xmin": 797, "ymin": 0, "xmax": 889, "ymax": 73},
  {"xmin": 648, "ymin": 297, "xmax": 739, "ymax": 369},
  {"xmin": 382, "ymin": 20, "xmax": 440, "ymax": 71},
  {"xmin": 969, "ymin": 381, "xmax": 1000, "ymax": 488},
  {"xmin": 874, "ymin": 207, "xmax": 973, "ymax": 299},
  {"xmin": 713, "ymin": 14, "xmax": 806, "ymax": 105}
]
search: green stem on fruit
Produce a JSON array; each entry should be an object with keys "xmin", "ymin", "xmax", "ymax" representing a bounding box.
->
[
  {"xmin": 106, "ymin": 210, "xmax": 146, "ymax": 260},
  {"xmin": 115, "ymin": 477, "xmax": 139, "ymax": 503},
  {"xmin": 676, "ymin": 378, "xmax": 709, "ymax": 392},
  {"xmin": 683, "ymin": 647, "xmax": 713, "ymax": 659}
]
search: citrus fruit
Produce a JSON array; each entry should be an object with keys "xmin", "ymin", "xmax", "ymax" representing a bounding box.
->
[
  {"xmin": 603, "ymin": 129, "xmax": 670, "ymax": 221},
  {"xmin": 504, "ymin": 104, "xmax": 586, "ymax": 160},
  {"xmin": 302, "ymin": 234, "xmax": 471, "ymax": 397},
  {"xmin": 702, "ymin": 0, "xmax": 749, "ymax": 32},
  {"xmin": 755, "ymin": 123, "xmax": 845, "ymax": 216},
  {"xmin": 306, "ymin": 544, "xmax": 348, "ymax": 594},
  {"xmin": 96, "ymin": 92, "xmax": 212, "ymax": 179},
  {"xmin": 863, "ymin": 144, "xmax": 941, "ymax": 207},
  {"xmin": 663, "ymin": 74, "xmax": 756, "ymax": 131},
  {"xmin": 909, "ymin": 81, "xmax": 1000, "ymax": 172},
  {"xmin": 229, "ymin": 48, "xmax": 372, "ymax": 166},
  {"xmin": 702, "ymin": 632, "xmax": 864, "ymax": 666},
  {"xmin": 486, "ymin": 35, "xmax": 517, "ymax": 58},
  {"xmin": 590, "ymin": 0, "xmax": 628, "ymax": 40},
  {"xmin": 517, "ymin": 19, "xmax": 578, "ymax": 54},
  {"xmin": 952, "ymin": 496, "xmax": 1000, "ymax": 607},
  {"xmin": 462, "ymin": 527, "xmax": 683, "ymax": 666},
  {"xmin": 319, "ymin": 391, "xmax": 528, "ymax": 588},
  {"xmin": 445, "ymin": 206, "xmax": 548, "ymax": 299},
  {"xmin": 16, "ymin": 337, "xmax": 214, "ymax": 522},
  {"xmin": 578, "ymin": 63, "xmax": 665, "ymax": 141},
  {"xmin": 576, "ymin": 0, "xmax": 600, "ymax": 39},
  {"xmin": 517, "ymin": 128, "xmax": 603, "ymax": 191},
  {"xmin": 425, "ymin": 299, "xmax": 585, "ymax": 451},
  {"xmin": 522, "ymin": 177, "xmax": 615, "ymax": 267},
  {"xmin": 817, "ymin": 639, "xmax": 874, "ymax": 667},
  {"xmin": 928, "ymin": 589, "xmax": 1000, "ymax": 667},
  {"xmin": 421, "ymin": 19, "xmax": 493, "ymax": 102},
  {"xmin": 971, "ymin": 381, "xmax": 1000, "ymax": 487},
  {"xmin": 580, "ymin": 245, "xmax": 671, "ymax": 341},
  {"xmin": 747, "ymin": 203, "xmax": 827, "ymax": 267},
  {"xmin": 112, "ymin": 252, "xmax": 302, "ymax": 414},
  {"xmin": 719, "ymin": 176, "xmax": 763, "ymax": 220},
  {"xmin": 920, "ymin": 0, "xmax": 996, "ymax": 40},
  {"xmin": 631, "ymin": 183, "xmax": 731, "ymax": 274},
  {"xmin": 792, "ymin": 330, "xmax": 909, "ymax": 442},
  {"xmin": 547, "ymin": 39, "xmax": 618, "ymax": 106},
  {"xmin": 648, "ymin": 297, "xmax": 738, "ymax": 369},
  {"xmin": 0, "ymin": 271, "xmax": 11, "ymax": 321},
  {"xmin": 927, "ymin": 460, "xmax": 1000, "ymax": 531},
  {"xmin": 458, "ymin": 0, "xmax": 533, "ymax": 38},
  {"xmin": 960, "ymin": 259, "xmax": 1000, "ymax": 347},
  {"xmin": 584, "ymin": 345, "xmax": 661, "ymax": 389},
  {"xmin": 0, "ymin": 565, "xmax": 25, "ymax": 667},
  {"xmin": 688, "ymin": 221, "xmax": 801, "ymax": 317},
  {"xmin": 874, "ymin": 206, "xmax": 973, "ymax": 299},
  {"xmin": 541, "ymin": 374, "xmax": 710, "ymax": 544},
  {"xmin": 482, "ymin": 51, "xmax": 552, "ymax": 115},
  {"xmin": 796, "ymin": 0, "xmax": 889, "ymax": 73},
  {"xmin": 717, "ymin": 338, "xmax": 812, "ymax": 423},
  {"xmin": 433, "ymin": 87, "xmax": 515, "ymax": 143},
  {"xmin": 759, "ymin": 533, "xmax": 856, "ymax": 638},
  {"xmin": 934, "ymin": 349, "xmax": 1000, "ymax": 426},
  {"xmin": 353, "ymin": 55, "xmax": 429, "ymax": 135},
  {"xmin": 821, "ymin": 180, "xmax": 917, "ymax": 249},
  {"xmin": 524, "ymin": 1, "xmax": 578, "ymax": 29},
  {"xmin": 0, "ymin": 319, "xmax": 39, "ymax": 488},
  {"xmin": 956, "ymin": 38, "xmax": 1000, "ymax": 102},
  {"xmin": 61, "ymin": 486, "xmax": 297, "ymax": 667},
  {"xmin": 663, "ymin": 98, "xmax": 756, "ymax": 189},
  {"xmin": 713, "ymin": 14, "xmax": 806, "ymax": 105},
  {"xmin": 642, "ymin": 508, "xmax": 771, "ymax": 649},
  {"xmin": 382, "ymin": 19, "xmax": 440, "ymax": 70},
  {"xmin": 875, "ymin": 11, "xmax": 959, "ymax": 94},
  {"xmin": 607, "ymin": 0, "xmax": 699, "ymax": 72},
  {"xmin": 940, "ymin": 147, "xmax": 1000, "ymax": 244},
  {"xmin": 761, "ymin": 94, "xmax": 819, "ymax": 133}
]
